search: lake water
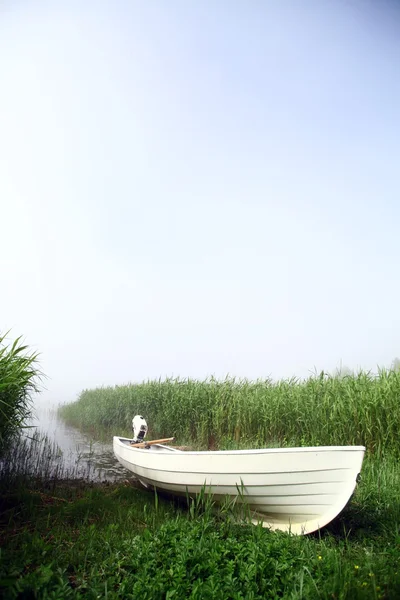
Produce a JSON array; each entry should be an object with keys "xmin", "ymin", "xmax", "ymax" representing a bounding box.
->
[{"xmin": 25, "ymin": 402, "xmax": 130, "ymax": 482}]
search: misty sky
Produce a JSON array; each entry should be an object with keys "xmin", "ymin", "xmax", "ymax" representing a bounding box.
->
[{"xmin": 1, "ymin": 0, "xmax": 400, "ymax": 404}]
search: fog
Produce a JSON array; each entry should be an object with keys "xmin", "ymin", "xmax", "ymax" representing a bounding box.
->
[{"xmin": 1, "ymin": 0, "xmax": 399, "ymax": 406}]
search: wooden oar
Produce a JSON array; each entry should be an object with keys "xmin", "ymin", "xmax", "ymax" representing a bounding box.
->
[{"xmin": 130, "ymin": 437, "xmax": 175, "ymax": 448}]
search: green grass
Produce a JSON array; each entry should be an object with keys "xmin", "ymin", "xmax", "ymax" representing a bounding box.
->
[
  {"xmin": 0, "ymin": 331, "xmax": 42, "ymax": 455},
  {"xmin": 60, "ymin": 371, "xmax": 400, "ymax": 454},
  {"xmin": 3, "ymin": 370, "xmax": 400, "ymax": 597},
  {"xmin": 0, "ymin": 430, "xmax": 78, "ymax": 485},
  {"xmin": 1, "ymin": 453, "xmax": 400, "ymax": 599}
]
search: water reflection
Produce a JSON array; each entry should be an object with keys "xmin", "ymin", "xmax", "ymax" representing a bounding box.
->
[{"xmin": 28, "ymin": 403, "xmax": 130, "ymax": 482}]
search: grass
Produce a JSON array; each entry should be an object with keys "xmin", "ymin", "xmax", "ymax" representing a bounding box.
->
[
  {"xmin": 0, "ymin": 428, "xmax": 97, "ymax": 487},
  {"xmin": 2, "ymin": 370, "xmax": 400, "ymax": 597},
  {"xmin": 0, "ymin": 331, "xmax": 42, "ymax": 455},
  {"xmin": 60, "ymin": 371, "xmax": 400, "ymax": 454},
  {"xmin": 1, "ymin": 453, "xmax": 400, "ymax": 599}
]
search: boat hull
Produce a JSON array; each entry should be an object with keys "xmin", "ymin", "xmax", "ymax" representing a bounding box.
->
[{"xmin": 113, "ymin": 437, "xmax": 365, "ymax": 535}]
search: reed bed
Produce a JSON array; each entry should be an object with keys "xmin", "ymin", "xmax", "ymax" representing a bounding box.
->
[
  {"xmin": 59, "ymin": 370, "xmax": 400, "ymax": 454},
  {"xmin": 0, "ymin": 331, "xmax": 42, "ymax": 455},
  {"xmin": 0, "ymin": 431, "xmax": 61, "ymax": 478}
]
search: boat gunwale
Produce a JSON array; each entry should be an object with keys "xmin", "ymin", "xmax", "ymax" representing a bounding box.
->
[{"xmin": 114, "ymin": 437, "xmax": 366, "ymax": 456}]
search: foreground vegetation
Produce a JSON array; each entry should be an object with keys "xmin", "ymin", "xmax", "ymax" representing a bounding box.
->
[
  {"xmin": 2, "ymin": 369, "xmax": 400, "ymax": 597},
  {"xmin": 1, "ymin": 450, "xmax": 400, "ymax": 599},
  {"xmin": 0, "ymin": 331, "xmax": 41, "ymax": 455},
  {"xmin": 60, "ymin": 371, "xmax": 400, "ymax": 454}
]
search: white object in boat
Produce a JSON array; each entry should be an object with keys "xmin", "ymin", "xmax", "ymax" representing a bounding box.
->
[
  {"xmin": 131, "ymin": 415, "xmax": 148, "ymax": 443},
  {"xmin": 113, "ymin": 436, "xmax": 365, "ymax": 535}
]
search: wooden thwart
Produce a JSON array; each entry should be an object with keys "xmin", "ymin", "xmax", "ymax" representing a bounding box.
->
[{"xmin": 130, "ymin": 437, "xmax": 175, "ymax": 448}]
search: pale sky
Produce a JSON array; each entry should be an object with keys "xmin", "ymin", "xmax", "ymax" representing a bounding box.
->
[{"xmin": 1, "ymin": 0, "xmax": 399, "ymax": 404}]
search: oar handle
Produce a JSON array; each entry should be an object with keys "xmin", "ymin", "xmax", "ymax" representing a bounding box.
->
[{"xmin": 130, "ymin": 437, "xmax": 175, "ymax": 448}]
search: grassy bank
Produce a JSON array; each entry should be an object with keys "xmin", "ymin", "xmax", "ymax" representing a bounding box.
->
[
  {"xmin": 60, "ymin": 371, "xmax": 400, "ymax": 453},
  {"xmin": 1, "ymin": 452, "xmax": 400, "ymax": 599},
  {"xmin": 3, "ymin": 371, "xmax": 400, "ymax": 597}
]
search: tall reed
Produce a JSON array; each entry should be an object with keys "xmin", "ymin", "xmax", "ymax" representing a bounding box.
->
[
  {"xmin": 0, "ymin": 331, "xmax": 42, "ymax": 455},
  {"xmin": 60, "ymin": 370, "xmax": 400, "ymax": 455}
]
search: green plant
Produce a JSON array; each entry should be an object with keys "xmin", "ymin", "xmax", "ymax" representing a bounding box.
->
[
  {"xmin": 3, "ymin": 381, "xmax": 400, "ymax": 599},
  {"xmin": 0, "ymin": 331, "xmax": 43, "ymax": 455},
  {"xmin": 60, "ymin": 371, "xmax": 400, "ymax": 456},
  {"xmin": 1, "ymin": 461, "xmax": 400, "ymax": 599}
]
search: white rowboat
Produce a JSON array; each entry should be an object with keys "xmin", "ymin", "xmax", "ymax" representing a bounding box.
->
[{"xmin": 113, "ymin": 436, "xmax": 365, "ymax": 535}]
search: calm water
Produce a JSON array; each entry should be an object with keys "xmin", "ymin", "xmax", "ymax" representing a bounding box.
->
[{"xmin": 27, "ymin": 402, "xmax": 131, "ymax": 481}]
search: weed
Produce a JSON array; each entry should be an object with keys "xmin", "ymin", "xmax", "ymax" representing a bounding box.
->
[{"xmin": 60, "ymin": 371, "xmax": 400, "ymax": 455}]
